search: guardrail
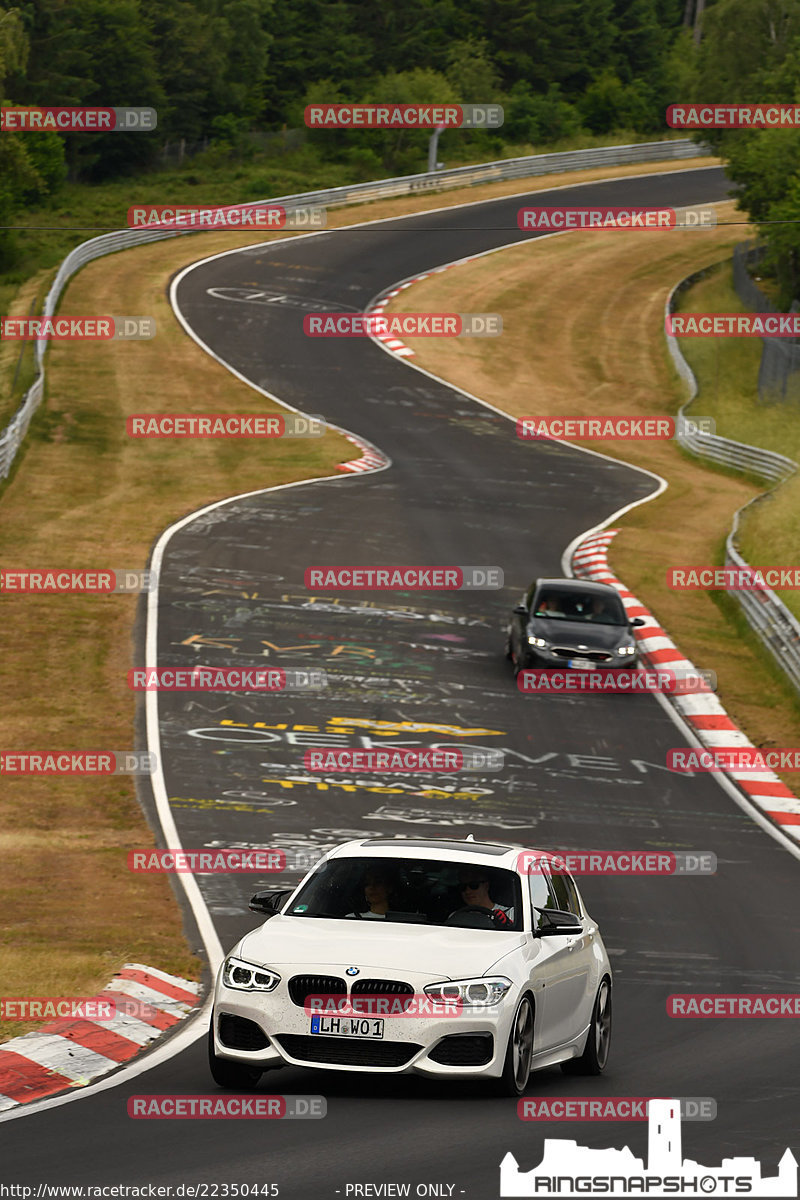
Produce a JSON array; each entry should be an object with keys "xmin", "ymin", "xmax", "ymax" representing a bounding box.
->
[
  {"xmin": 666, "ymin": 269, "xmax": 800, "ymax": 694},
  {"xmin": 732, "ymin": 240, "xmax": 800, "ymax": 404},
  {"xmin": 1, "ymin": 137, "xmax": 708, "ymax": 481}
]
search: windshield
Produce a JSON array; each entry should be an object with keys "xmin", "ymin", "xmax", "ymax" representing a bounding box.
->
[
  {"xmin": 284, "ymin": 857, "xmax": 523, "ymax": 930},
  {"xmin": 532, "ymin": 590, "xmax": 627, "ymax": 626}
]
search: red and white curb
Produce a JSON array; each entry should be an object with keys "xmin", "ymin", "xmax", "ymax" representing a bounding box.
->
[
  {"xmin": 0, "ymin": 964, "xmax": 200, "ymax": 1110},
  {"xmin": 366, "ymin": 262, "xmax": 470, "ymax": 359},
  {"xmin": 572, "ymin": 529, "xmax": 800, "ymax": 842},
  {"xmin": 337, "ymin": 431, "xmax": 390, "ymax": 473},
  {"xmin": 367, "ymin": 291, "xmax": 416, "ymax": 357}
]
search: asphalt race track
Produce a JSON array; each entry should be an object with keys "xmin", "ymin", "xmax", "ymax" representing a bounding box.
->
[{"xmin": 4, "ymin": 166, "xmax": 800, "ymax": 1196}]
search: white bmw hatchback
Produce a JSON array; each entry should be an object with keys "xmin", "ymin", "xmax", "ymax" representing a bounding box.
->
[{"xmin": 208, "ymin": 837, "xmax": 612, "ymax": 1095}]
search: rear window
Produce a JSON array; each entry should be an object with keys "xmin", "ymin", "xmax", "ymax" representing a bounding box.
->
[{"xmin": 285, "ymin": 857, "xmax": 523, "ymax": 930}]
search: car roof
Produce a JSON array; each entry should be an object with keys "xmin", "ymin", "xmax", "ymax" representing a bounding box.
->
[
  {"xmin": 533, "ymin": 577, "xmax": 620, "ymax": 596},
  {"xmin": 325, "ymin": 837, "xmax": 550, "ymax": 871}
]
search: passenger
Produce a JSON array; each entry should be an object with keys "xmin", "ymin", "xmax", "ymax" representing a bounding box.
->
[
  {"xmin": 536, "ymin": 595, "xmax": 561, "ymax": 615},
  {"xmin": 347, "ymin": 868, "xmax": 394, "ymax": 919}
]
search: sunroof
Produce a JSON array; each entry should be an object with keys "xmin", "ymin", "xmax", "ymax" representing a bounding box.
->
[{"xmin": 359, "ymin": 839, "xmax": 512, "ymax": 856}]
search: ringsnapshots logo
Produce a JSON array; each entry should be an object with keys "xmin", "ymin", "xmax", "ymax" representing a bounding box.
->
[
  {"xmin": 128, "ymin": 848, "xmax": 286, "ymax": 873},
  {"xmin": 126, "ymin": 414, "xmax": 325, "ymax": 438},
  {"xmin": 500, "ymin": 1098, "xmax": 797, "ymax": 1197},
  {"xmin": 304, "ymin": 566, "xmax": 503, "ymax": 590},
  {"xmin": 668, "ymin": 746, "xmax": 800, "ymax": 772},
  {"xmin": 0, "ymin": 751, "xmax": 155, "ymax": 775},
  {"xmin": 127, "ymin": 1095, "xmax": 326, "ymax": 1119},
  {"xmin": 0, "ymin": 107, "xmax": 156, "ymax": 131},
  {"xmin": 517, "ymin": 206, "xmax": 716, "ymax": 231},
  {"xmin": 303, "ymin": 313, "xmax": 502, "ymax": 337},
  {"xmin": 517, "ymin": 415, "xmax": 716, "ymax": 440},
  {"xmin": 304, "ymin": 103, "xmax": 503, "ymax": 129},
  {"xmin": 303, "ymin": 747, "xmax": 504, "ymax": 772},
  {"xmin": 127, "ymin": 204, "xmax": 326, "ymax": 230},
  {"xmin": 517, "ymin": 1098, "xmax": 716, "ymax": 1122},
  {"xmin": 667, "ymin": 102, "xmax": 800, "ymax": 128},
  {"xmin": 127, "ymin": 667, "xmax": 327, "ymax": 692},
  {"xmin": 516, "ymin": 849, "xmax": 716, "ymax": 876},
  {"xmin": 667, "ymin": 312, "xmax": 800, "ymax": 337},
  {"xmin": 0, "ymin": 569, "xmax": 154, "ymax": 593},
  {"xmin": 517, "ymin": 668, "xmax": 716, "ymax": 694},
  {"xmin": 668, "ymin": 566, "xmax": 800, "ymax": 590},
  {"xmin": 0, "ymin": 317, "xmax": 155, "ymax": 340}
]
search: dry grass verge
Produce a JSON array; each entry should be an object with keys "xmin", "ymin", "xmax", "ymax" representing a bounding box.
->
[{"xmin": 384, "ymin": 199, "xmax": 800, "ymax": 794}]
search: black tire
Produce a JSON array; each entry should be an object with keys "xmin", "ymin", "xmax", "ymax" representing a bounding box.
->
[
  {"xmin": 496, "ymin": 994, "xmax": 534, "ymax": 1096},
  {"xmin": 504, "ymin": 632, "xmax": 514, "ymax": 661},
  {"xmin": 512, "ymin": 649, "xmax": 529, "ymax": 678},
  {"xmin": 208, "ymin": 1019, "xmax": 263, "ymax": 1090},
  {"xmin": 561, "ymin": 977, "xmax": 612, "ymax": 1076}
]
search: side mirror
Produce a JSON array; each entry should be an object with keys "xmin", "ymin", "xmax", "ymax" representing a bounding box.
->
[
  {"xmin": 249, "ymin": 889, "xmax": 292, "ymax": 916},
  {"xmin": 513, "ymin": 604, "xmax": 528, "ymax": 616},
  {"xmin": 533, "ymin": 907, "xmax": 583, "ymax": 936},
  {"xmin": 629, "ymin": 617, "xmax": 646, "ymax": 627}
]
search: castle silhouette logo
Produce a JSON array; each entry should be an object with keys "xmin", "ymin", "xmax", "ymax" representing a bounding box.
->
[{"xmin": 500, "ymin": 1099, "xmax": 797, "ymax": 1196}]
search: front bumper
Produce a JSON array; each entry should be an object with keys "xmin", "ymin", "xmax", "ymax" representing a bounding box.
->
[
  {"xmin": 211, "ymin": 985, "xmax": 514, "ymax": 1078},
  {"xmin": 524, "ymin": 646, "xmax": 639, "ymax": 669}
]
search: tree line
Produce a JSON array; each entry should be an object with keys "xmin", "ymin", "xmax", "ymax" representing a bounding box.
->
[{"xmin": 1, "ymin": 0, "xmax": 800, "ymax": 298}]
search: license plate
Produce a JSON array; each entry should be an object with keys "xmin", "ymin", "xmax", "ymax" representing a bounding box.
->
[
  {"xmin": 569, "ymin": 657, "xmax": 595, "ymax": 669},
  {"xmin": 309, "ymin": 1015, "xmax": 384, "ymax": 1039}
]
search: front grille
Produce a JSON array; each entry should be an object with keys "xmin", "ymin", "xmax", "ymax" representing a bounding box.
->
[
  {"xmin": 351, "ymin": 978, "xmax": 415, "ymax": 1011},
  {"xmin": 288, "ymin": 974, "xmax": 347, "ymax": 1007},
  {"xmin": 276, "ymin": 1035, "xmax": 420, "ymax": 1067},
  {"xmin": 553, "ymin": 647, "xmax": 612, "ymax": 663},
  {"xmin": 218, "ymin": 1013, "xmax": 269, "ymax": 1051},
  {"xmin": 428, "ymin": 1033, "xmax": 494, "ymax": 1066}
]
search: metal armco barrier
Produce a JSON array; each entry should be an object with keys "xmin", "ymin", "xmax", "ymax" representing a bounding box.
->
[
  {"xmin": 1, "ymin": 138, "xmax": 706, "ymax": 480},
  {"xmin": 732, "ymin": 241, "xmax": 800, "ymax": 404},
  {"xmin": 666, "ymin": 271, "xmax": 800, "ymax": 694}
]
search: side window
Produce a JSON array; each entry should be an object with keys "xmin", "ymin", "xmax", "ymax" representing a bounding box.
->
[
  {"xmin": 525, "ymin": 582, "xmax": 536, "ymax": 610},
  {"xmin": 529, "ymin": 872, "xmax": 556, "ymax": 930},
  {"xmin": 549, "ymin": 870, "xmax": 582, "ymax": 917}
]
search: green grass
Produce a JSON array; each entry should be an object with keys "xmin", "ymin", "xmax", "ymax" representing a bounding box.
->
[{"xmin": 675, "ymin": 259, "xmax": 800, "ymax": 622}]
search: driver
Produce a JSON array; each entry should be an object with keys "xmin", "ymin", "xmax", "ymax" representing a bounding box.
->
[{"xmin": 457, "ymin": 871, "xmax": 515, "ymax": 927}]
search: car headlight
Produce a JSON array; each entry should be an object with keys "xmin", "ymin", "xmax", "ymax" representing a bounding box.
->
[
  {"xmin": 528, "ymin": 636, "xmax": 547, "ymax": 647},
  {"xmin": 222, "ymin": 956, "xmax": 280, "ymax": 992},
  {"xmin": 616, "ymin": 643, "xmax": 637, "ymax": 656},
  {"xmin": 423, "ymin": 977, "xmax": 512, "ymax": 1007}
]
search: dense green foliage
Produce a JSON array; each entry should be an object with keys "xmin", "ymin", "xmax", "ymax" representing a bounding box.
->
[
  {"xmin": 688, "ymin": 0, "xmax": 800, "ymax": 304},
  {"xmin": 2, "ymin": 0, "xmax": 800, "ymax": 298},
  {"xmin": 1, "ymin": 1, "xmax": 689, "ymax": 188}
]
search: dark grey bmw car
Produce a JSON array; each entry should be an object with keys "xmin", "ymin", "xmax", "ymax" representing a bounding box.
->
[{"xmin": 505, "ymin": 578, "xmax": 645, "ymax": 675}]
